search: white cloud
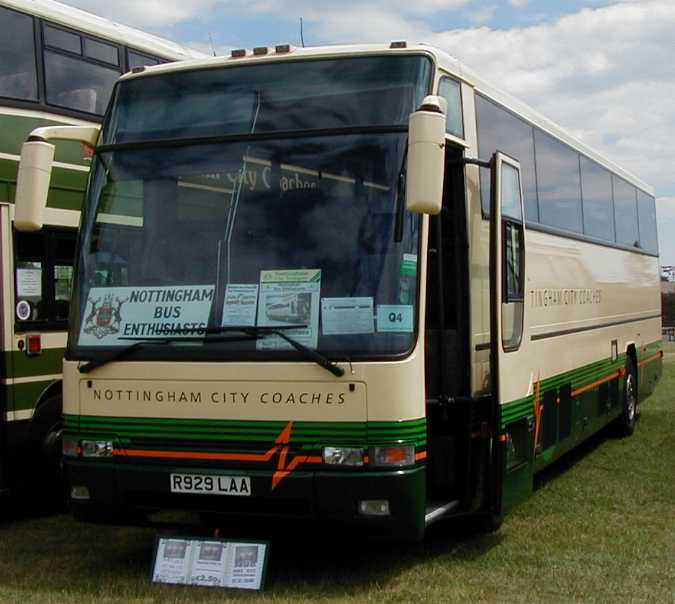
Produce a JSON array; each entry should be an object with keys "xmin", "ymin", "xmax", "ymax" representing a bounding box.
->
[
  {"xmin": 509, "ymin": 0, "xmax": 528, "ymax": 7},
  {"xmin": 429, "ymin": 0, "xmax": 675, "ymax": 198},
  {"xmin": 63, "ymin": 0, "xmax": 221, "ymax": 28},
  {"xmin": 466, "ymin": 5, "xmax": 497, "ymax": 24}
]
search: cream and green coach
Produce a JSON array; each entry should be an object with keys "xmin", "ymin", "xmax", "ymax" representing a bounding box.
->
[
  {"xmin": 0, "ymin": 0, "xmax": 203, "ymax": 495},
  {"xmin": 13, "ymin": 42, "xmax": 662, "ymax": 538}
]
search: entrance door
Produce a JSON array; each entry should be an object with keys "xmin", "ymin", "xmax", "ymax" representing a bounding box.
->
[{"xmin": 488, "ymin": 152, "xmax": 533, "ymax": 517}]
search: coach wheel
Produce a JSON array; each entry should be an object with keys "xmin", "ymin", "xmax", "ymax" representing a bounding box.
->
[
  {"xmin": 30, "ymin": 396, "xmax": 64, "ymax": 486},
  {"xmin": 615, "ymin": 360, "xmax": 637, "ymax": 437}
]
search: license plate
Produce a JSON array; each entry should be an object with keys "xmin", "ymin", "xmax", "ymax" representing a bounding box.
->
[{"xmin": 170, "ymin": 473, "xmax": 251, "ymax": 497}]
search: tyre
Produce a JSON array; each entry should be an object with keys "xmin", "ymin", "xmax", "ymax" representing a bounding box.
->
[
  {"xmin": 615, "ymin": 359, "xmax": 637, "ymax": 437},
  {"xmin": 28, "ymin": 395, "xmax": 66, "ymax": 507}
]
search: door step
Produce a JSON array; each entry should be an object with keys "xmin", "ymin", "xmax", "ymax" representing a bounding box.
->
[{"xmin": 425, "ymin": 499, "xmax": 459, "ymax": 526}]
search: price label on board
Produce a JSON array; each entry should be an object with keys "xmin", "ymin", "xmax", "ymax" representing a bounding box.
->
[{"xmin": 151, "ymin": 537, "xmax": 269, "ymax": 591}]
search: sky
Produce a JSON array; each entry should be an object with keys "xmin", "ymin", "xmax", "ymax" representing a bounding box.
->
[{"xmin": 64, "ymin": 0, "xmax": 675, "ymax": 265}]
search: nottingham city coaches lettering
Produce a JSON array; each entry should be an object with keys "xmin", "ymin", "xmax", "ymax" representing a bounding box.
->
[
  {"xmin": 529, "ymin": 288, "xmax": 602, "ymax": 308},
  {"xmin": 91, "ymin": 389, "xmax": 347, "ymax": 406}
]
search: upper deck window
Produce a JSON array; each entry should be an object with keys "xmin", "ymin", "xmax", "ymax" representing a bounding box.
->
[
  {"xmin": 105, "ymin": 55, "xmax": 433, "ymax": 144},
  {"xmin": 0, "ymin": 6, "xmax": 38, "ymax": 101},
  {"xmin": 84, "ymin": 38, "xmax": 119, "ymax": 66},
  {"xmin": 44, "ymin": 24, "xmax": 81, "ymax": 55},
  {"xmin": 43, "ymin": 22, "xmax": 121, "ymax": 116},
  {"xmin": 127, "ymin": 51, "xmax": 161, "ymax": 70}
]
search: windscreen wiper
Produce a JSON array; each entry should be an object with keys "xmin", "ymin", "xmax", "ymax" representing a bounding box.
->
[
  {"xmin": 77, "ymin": 325, "xmax": 345, "ymax": 377},
  {"xmin": 77, "ymin": 333, "xmax": 260, "ymax": 374},
  {"xmin": 164, "ymin": 325, "xmax": 345, "ymax": 377}
]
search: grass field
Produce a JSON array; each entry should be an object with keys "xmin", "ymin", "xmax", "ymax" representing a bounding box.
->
[{"xmin": 1, "ymin": 358, "xmax": 674, "ymax": 604}]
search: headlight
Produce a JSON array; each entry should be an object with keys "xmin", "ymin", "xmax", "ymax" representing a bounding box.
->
[
  {"xmin": 371, "ymin": 445, "xmax": 415, "ymax": 467},
  {"xmin": 80, "ymin": 439, "xmax": 114, "ymax": 458},
  {"xmin": 323, "ymin": 446, "xmax": 364, "ymax": 466}
]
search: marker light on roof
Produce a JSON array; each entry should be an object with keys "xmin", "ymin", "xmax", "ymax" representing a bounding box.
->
[
  {"xmin": 390, "ymin": 41, "xmax": 407, "ymax": 49},
  {"xmin": 253, "ymin": 47, "xmax": 268, "ymax": 56},
  {"xmin": 231, "ymin": 48, "xmax": 246, "ymax": 58},
  {"xmin": 275, "ymin": 44, "xmax": 292, "ymax": 53}
]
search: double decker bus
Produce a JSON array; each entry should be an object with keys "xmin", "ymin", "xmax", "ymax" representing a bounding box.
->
[
  {"xmin": 0, "ymin": 0, "xmax": 204, "ymax": 495},
  {"xmin": 13, "ymin": 43, "xmax": 662, "ymax": 538}
]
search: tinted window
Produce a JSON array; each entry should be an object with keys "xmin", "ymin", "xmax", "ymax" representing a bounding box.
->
[
  {"xmin": 637, "ymin": 190, "xmax": 658, "ymax": 254},
  {"xmin": 44, "ymin": 24, "xmax": 81, "ymax": 54},
  {"xmin": 535, "ymin": 130, "xmax": 582, "ymax": 233},
  {"xmin": 107, "ymin": 56, "xmax": 432, "ymax": 144},
  {"xmin": 580, "ymin": 156, "xmax": 614, "ymax": 241},
  {"xmin": 613, "ymin": 176, "xmax": 638, "ymax": 247},
  {"xmin": 476, "ymin": 95, "xmax": 538, "ymax": 220},
  {"xmin": 84, "ymin": 38, "xmax": 119, "ymax": 66},
  {"xmin": 438, "ymin": 77, "xmax": 463, "ymax": 138},
  {"xmin": 14, "ymin": 228, "xmax": 77, "ymax": 329},
  {"xmin": 0, "ymin": 7, "xmax": 38, "ymax": 101},
  {"xmin": 501, "ymin": 162, "xmax": 522, "ymax": 220},
  {"xmin": 128, "ymin": 51, "xmax": 160, "ymax": 70},
  {"xmin": 45, "ymin": 50, "xmax": 119, "ymax": 114}
]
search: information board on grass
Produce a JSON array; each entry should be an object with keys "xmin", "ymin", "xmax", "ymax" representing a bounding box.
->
[{"xmin": 152, "ymin": 537, "xmax": 268, "ymax": 590}]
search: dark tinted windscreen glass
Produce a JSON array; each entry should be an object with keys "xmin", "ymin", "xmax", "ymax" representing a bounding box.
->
[
  {"xmin": 580, "ymin": 156, "xmax": 614, "ymax": 241},
  {"xmin": 0, "ymin": 7, "xmax": 38, "ymax": 100},
  {"xmin": 637, "ymin": 190, "xmax": 658, "ymax": 254},
  {"xmin": 45, "ymin": 50, "xmax": 119, "ymax": 114},
  {"xmin": 535, "ymin": 130, "xmax": 582, "ymax": 233},
  {"xmin": 106, "ymin": 56, "xmax": 432, "ymax": 143},
  {"xmin": 613, "ymin": 176, "xmax": 638, "ymax": 247},
  {"xmin": 476, "ymin": 95, "xmax": 538, "ymax": 220}
]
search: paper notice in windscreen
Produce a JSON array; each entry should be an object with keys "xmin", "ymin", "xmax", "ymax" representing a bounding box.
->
[
  {"xmin": 257, "ymin": 269, "xmax": 321, "ymax": 350},
  {"xmin": 321, "ymin": 297, "xmax": 374, "ymax": 335},
  {"xmin": 222, "ymin": 284, "xmax": 259, "ymax": 326}
]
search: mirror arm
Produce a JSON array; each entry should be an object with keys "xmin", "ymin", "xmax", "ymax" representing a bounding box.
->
[
  {"xmin": 447, "ymin": 157, "xmax": 493, "ymax": 170},
  {"xmin": 27, "ymin": 125, "xmax": 100, "ymax": 147}
]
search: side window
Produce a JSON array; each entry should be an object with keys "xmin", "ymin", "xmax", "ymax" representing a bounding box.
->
[
  {"xmin": 127, "ymin": 50, "xmax": 161, "ymax": 70},
  {"xmin": 534, "ymin": 130, "xmax": 583, "ymax": 233},
  {"xmin": 0, "ymin": 7, "xmax": 38, "ymax": 101},
  {"xmin": 43, "ymin": 22, "xmax": 121, "ymax": 115},
  {"xmin": 14, "ymin": 228, "xmax": 77, "ymax": 329},
  {"xmin": 476, "ymin": 95, "xmax": 538, "ymax": 221},
  {"xmin": 580, "ymin": 156, "xmax": 614, "ymax": 241},
  {"xmin": 84, "ymin": 38, "xmax": 119, "ymax": 66},
  {"xmin": 637, "ymin": 190, "xmax": 658, "ymax": 254},
  {"xmin": 437, "ymin": 77, "xmax": 463, "ymax": 138},
  {"xmin": 613, "ymin": 176, "xmax": 639, "ymax": 247}
]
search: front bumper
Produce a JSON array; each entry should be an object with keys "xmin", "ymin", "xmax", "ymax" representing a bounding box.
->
[{"xmin": 65, "ymin": 459, "xmax": 426, "ymax": 538}]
